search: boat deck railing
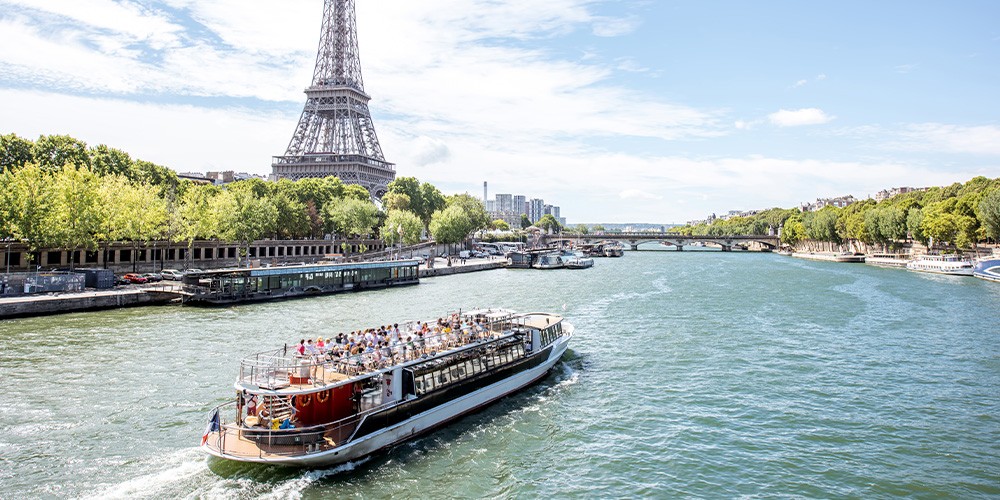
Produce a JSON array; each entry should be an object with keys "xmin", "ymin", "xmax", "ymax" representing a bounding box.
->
[
  {"xmin": 237, "ymin": 312, "xmax": 531, "ymax": 390},
  {"xmin": 205, "ymin": 399, "xmax": 398, "ymax": 459}
]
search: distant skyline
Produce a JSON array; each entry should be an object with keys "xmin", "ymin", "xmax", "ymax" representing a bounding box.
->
[{"xmin": 1, "ymin": 0, "xmax": 998, "ymax": 223}]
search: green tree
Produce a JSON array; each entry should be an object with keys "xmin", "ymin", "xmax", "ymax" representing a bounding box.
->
[
  {"xmin": 592, "ymin": 224, "xmax": 605, "ymax": 233},
  {"xmin": 382, "ymin": 210, "xmax": 423, "ymax": 246},
  {"xmin": 178, "ymin": 183, "xmax": 222, "ymax": 265},
  {"xmin": 803, "ymin": 208, "xmax": 840, "ymax": 243},
  {"xmin": 32, "ymin": 134, "xmax": 90, "ymax": 172},
  {"xmin": 271, "ymin": 191, "xmax": 309, "ymax": 239},
  {"xmin": 907, "ymin": 207, "xmax": 927, "ymax": 245},
  {"xmin": 100, "ymin": 178, "xmax": 168, "ymax": 271},
  {"xmin": 536, "ymin": 214, "xmax": 561, "ymax": 233},
  {"xmin": 325, "ymin": 198, "xmax": 379, "ymax": 237},
  {"xmin": 387, "ymin": 177, "xmax": 445, "ymax": 232},
  {"xmin": 131, "ymin": 159, "xmax": 179, "ymax": 193},
  {"xmin": 520, "ymin": 214, "xmax": 531, "ymax": 229},
  {"xmin": 0, "ymin": 164, "xmax": 53, "ymax": 256},
  {"xmin": 0, "ymin": 133, "xmax": 35, "ymax": 172},
  {"xmin": 47, "ymin": 164, "xmax": 103, "ymax": 268},
  {"xmin": 447, "ymin": 194, "xmax": 490, "ymax": 234},
  {"xmin": 491, "ymin": 219, "xmax": 510, "ymax": 231},
  {"xmin": 780, "ymin": 216, "xmax": 806, "ymax": 246},
  {"xmin": 89, "ymin": 145, "xmax": 133, "ymax": 178},
  {"xmin": 382, "ymin": 192, "xmax": 411, "ymax": 212},
  {"xmin": 575, "ymin": 224, "xmax": 590, "ymax": 235},
  {"xmin": 977, "ymin": 188, "xmax": 1000, "ymax": 241},
  {"xmin": 212, "ymin": 187, "xmax": 278, "ymax": 266},
  {"xmin": 429, "ymin": 205, "xmax": 473, "ymax": 245}
]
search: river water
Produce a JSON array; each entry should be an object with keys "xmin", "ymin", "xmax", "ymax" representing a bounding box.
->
[{"xmin": 2, "ymin": 249, "xmax": 998, "ymax": 498}]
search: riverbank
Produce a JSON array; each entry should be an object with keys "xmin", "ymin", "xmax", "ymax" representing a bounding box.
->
[
  {"xmin": 0, "ymin": 257, "xmax": 509, "ymax": 320},
  {"xmin": 0, "ymin": 286, "xmax": 178, "ymax": 319}
]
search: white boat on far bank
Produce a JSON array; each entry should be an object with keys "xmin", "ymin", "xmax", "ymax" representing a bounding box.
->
[
  {"xmin": 865, "ymin": 253, "xmax": 911, "ymax": 268},
  {"xmin": 905, "ymin": 254, "xmax": 974, "ymax": 276}
]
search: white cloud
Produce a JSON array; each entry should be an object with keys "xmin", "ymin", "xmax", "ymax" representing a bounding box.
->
[
  {"xmin": 619, "ymin": 189, "xmax": 663, "ymax": 200},
  {"xmin": 816, "ymin": 73, "xmax": 827, "ymax": 81},
  {"xmin": 768, "ymin": 108, "xmax": 835, "ymax": 127},
  {"xmin": 792, "ymin": 79, "xmax": 808, "ymax": 88},
  {"xmin": 894, "ymin": 63, "xmax": 918, "ymax": 74},
  {"xmin": 591, "ymin": 15, "xmax": 641, "ymax": 37},
  {"xmin": 899, "ymin": 123, "xmax": 1000, "ymax": 156}
]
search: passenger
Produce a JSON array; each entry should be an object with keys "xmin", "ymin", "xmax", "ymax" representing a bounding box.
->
[
  {"xmin": 316, "ymin": 337, "xmax": 326, "ymax": 353},
  {"xmin": 246, "ymin": 393, "xmax": 258, "ymax": 416},
  {"xmin": 296, "ymin": 339, "xmax": 306, "ymax": 357},
  {"xmin": 305, "ymin": 339, "xmax": 319, "ymax": 357}
]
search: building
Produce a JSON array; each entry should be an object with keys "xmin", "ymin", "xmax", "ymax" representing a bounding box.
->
[
  {"xmin": 800, "ymin": 195, "xmax": 857, "ymax": 212},
  {"xmin": 527, "ymin": 199, "xmax": 545, "ymax": 223},
  {"xmin": 496, "ymin": 194, "xmax": 514, "ymax": 213},
  {"xmin": 874, "ymin": 186, "xmax": 927, "ymax": 202}
]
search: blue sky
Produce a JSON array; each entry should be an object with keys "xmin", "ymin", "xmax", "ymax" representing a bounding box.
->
[{"xmin": 1, "ymin": 0, "xmax": 998, "ymax": 223}]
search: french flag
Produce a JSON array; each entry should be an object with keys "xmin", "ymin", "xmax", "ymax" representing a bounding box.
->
[{"xmin": 201, "ymin": 409, "xmax": 220, "ymax": 446}]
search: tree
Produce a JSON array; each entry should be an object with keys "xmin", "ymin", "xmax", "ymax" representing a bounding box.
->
[
  {"xmin": 781, "ymin": 216, "xmax": 806, "ymax": 246},
  {"xmin": 100, "ymin": 178, "xmax": 168, "ymax": 271},
  {"xmin": 212, "ymin": 187, "xmax": 278, "ymax": 266},
  {"xmin": 447, "ymin": 194, "xmax": 490, "ymax": 234},
  {"xmin": 575, "ymin": 224, "xmax": 590, "ymax": 235},
  {"xmin": 520, "ymin": 214, "xmax": 531, "ymax": 229},
  {"xmin": 536, "ymin": 214, "xmax": 561, "ymax": 233},
  {"xmin": 0, "ymin": 133, "xmax": 35, "ymax": 172},
  {"xmin": 592, "ymin": 224, "xmax": 605, "ymax": 233},
  {"xmin": 271, "ymin": 191, "xmax": 309, "ymax": 239},
  {"xmin": 0, "ymin": 164, "xmax": 53, "ymax": 256},
  {"xmin": 429, "ymin": 205, "xmax": 473, "ymax": 245},
  {"xmin": 324, "ymin": 198, "xmax": 379, "ymax": 237},
  {"xmin": 977, "ymin": 188, "xmax": 1000, "ymax": 241},
  {"xmin": 491, "ymin": 219, "xmax": 510, "ymax": 231},
  {"xmin": 907, "ymin": 207, "xmax": 927, "ymax": 244},
  {"xmin": 344, "ymin": 184, "xmax": 372, "ymax": 201},
  {"xmin": 382, "ymin": 192, "xmax": 411, "ymax": 212},
  {"xmin": 382, "ymin": 210, "xmax": 423, "ymax": 246},
  {"xmin": 47, "ymin": 164, "xmax": 103, "ymax": 268},
  {"xmin": 32, "ymin": 134, "xmax": 90, "ymax": 172},
  {"xmin": 90, "ymin": 145, "xmax": 133, "ymax": 178},
  {"xmin": 178, "ymin": 183, "xmax": 222, "ymax": 266}
]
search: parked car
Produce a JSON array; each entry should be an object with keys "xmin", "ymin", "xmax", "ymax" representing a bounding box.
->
[
  {"xmin": 160, "ymin": 269, "xmax": 184, "ymax": 280},
  {"xmin": 185, "ymin": 268, "xmax": 204, "ymax": 274},
  {"xmin": 122, "ymin": 273, "xmax": 148, "ymax": 284},
  {"xmin": 141, "ymin": 273, "xmax": 162, "ymax": 282},
  {"xmin": 114, "ymin": 275, "xmax": 131, "ymax": 286}
]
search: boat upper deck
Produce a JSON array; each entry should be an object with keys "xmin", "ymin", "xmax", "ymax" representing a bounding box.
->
[{"xmin": 236, "ymin": 310, "xmax": 565, "ymax": 394}]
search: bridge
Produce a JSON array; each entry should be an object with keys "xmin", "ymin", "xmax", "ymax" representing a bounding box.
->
[{"xmin": 540, "ymin": 233, "xmax": 780, "ymax": 252}]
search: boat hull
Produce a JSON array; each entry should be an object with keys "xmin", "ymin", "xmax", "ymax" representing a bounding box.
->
[
  {"xmin": 203, "ymin": 331, "xmax": 572, "ymax": 467},
  {"xmin": 974, "ymin": 258, "xmax": 1000, "ymax": 282}
]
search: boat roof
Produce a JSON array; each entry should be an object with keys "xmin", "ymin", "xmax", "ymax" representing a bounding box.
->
[{"xmin": 187, "ymin": 259, "xmax": 420, "ymax": 278}]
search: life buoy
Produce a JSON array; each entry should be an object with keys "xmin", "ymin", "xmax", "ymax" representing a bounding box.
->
[
  {"xmin": 316, "ymin": 390, "xmax": 329, "ymax": 403},
  {"xmin": 300, "ymin": 394, "xmax": 312, "ymax": 407}
]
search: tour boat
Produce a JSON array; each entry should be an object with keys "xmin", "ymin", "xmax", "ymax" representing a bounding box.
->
[
  {"xmin": 564, "ymin": 256, "xmax": 594, "ymax": 269},
  {"xmin": 532, "ymin": 253, "xmax": 565, "ymax": 269},
  {"xmin": 201, "ymin": 309, "xmax": 573, "ymax": 467},
  {"xmin": 973, "ymin": 257, "xmax": 1000, "ymax": 282},
  {"xmin": 864, "ymin": 253, "xmax": 912, "ymax": 268},
  {"xmin": 905, "ymin": 254, "xmax": 975, "ymax": 276}
]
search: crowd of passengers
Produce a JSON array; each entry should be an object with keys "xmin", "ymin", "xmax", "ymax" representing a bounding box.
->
[{"xmin": 292, "ymin": 314, "xmax": 500, "ymax": 375}]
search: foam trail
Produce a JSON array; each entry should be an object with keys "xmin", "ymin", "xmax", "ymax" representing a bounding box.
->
[{"xmin": 83, "ymin": 448, "xmax": 207, "ymax": 500}]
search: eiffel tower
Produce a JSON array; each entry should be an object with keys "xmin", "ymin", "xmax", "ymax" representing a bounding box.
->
[{"xmin": 271, "ymin": 0, "xmax": 395, "ymax": 198}]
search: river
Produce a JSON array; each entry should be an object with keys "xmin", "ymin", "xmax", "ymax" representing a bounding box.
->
[{"xmin": 1, "ymin": 249, "xmax": 998, "ymax": 498}]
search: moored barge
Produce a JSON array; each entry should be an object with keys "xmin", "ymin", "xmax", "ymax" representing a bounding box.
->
[
  {"xmin": 182, "ymin": 260, "xmax": 419, "ymax": 305},
  {"xmin": 201, "ymin": 309, "xmax": 573, "ymax": 466}
]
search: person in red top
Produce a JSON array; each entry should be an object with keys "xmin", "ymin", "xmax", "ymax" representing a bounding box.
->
[{"xmin": 296, "ymin": 339, "xmax": 306, "ymax": 356}]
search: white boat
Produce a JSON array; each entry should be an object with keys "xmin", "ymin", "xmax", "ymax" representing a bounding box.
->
[
  {"xmin": 864, "ymin": 253, "xmax": 911, "ymax": 268},
  {"xmin": 564, "ymin": 256, "xmax": 594, "ymax": 269},
  {"xmin": 973, "ymin": 257, "xmax": 1000, "ymax": 282},
  {"xmin": 532, "ymin": 253, "xmax": 565, "ymax": 269},
  {"xmin": 201, "ymin": 309, "xmax": 573, "ymax": 467},
  {"xmin": 905, "ymin": 254, "xmax": 975, "ymax": 276}
]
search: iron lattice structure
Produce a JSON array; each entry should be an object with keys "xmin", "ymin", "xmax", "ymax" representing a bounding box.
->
[{"xmin": 271, "ymin": 0, "xmax": 395, "ymax": 198}]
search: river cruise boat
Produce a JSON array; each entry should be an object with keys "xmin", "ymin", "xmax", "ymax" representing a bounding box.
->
[
  {"xmin": 973, "ymin": 255, "xmax": 1000, "ymax": 282},
  {"xmin": 905, "ymin": 254, "xmax": 974, "ymax": 276},
  {"xmin": 181, "ymin": 260, "xmax": 419, "ymax": 305},
  {"xmin": 864, "ymin": 253, "xmax": 912, "ymax": 268},
  {"xmin": 201, "ymin": 309, "xmax": 573, "ymax": 467}
]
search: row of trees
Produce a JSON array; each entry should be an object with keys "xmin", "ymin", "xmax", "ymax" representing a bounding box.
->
[
  {"xmin": 0, "ymin": 134, "xmax": 497, "ymax": 267},
  {"xmin": 673, "ymin": 177, "xmax": 1000, "ymax": 250}
]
